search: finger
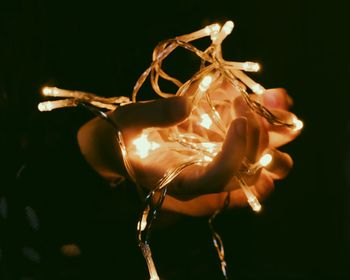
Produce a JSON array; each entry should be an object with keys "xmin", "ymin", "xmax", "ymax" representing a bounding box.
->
[
  {"xmin": 162, "ymin": 192, "xmax": 229, "ymax": 217},
  {"xmin": 234, "ymin": 92, "xmax": 301, "ymax": 147},
  {"xmin": 263, "ymin": 147, "xmax": 293, "ymax": 180},
  {"xmin": 245, "ymin": 112, "xmax": 267, "ymax": 163},
  {"xmin": 261, "ymin": 88, "xmax": 293, "ymax": 110},
  {"xmin": 234, "ymin": 96, "xmax": 270, "ymax": 161},
  {"xmin": 171, "ymin": 117, "xmax": 247, "ymax": 196},
  {"xmin": 253, "ymin": 173, "xmax": 275, "ymax": 200},
  {"xmin": 112, "ymin": 96, "xmax": 191, "ymax": 131}
]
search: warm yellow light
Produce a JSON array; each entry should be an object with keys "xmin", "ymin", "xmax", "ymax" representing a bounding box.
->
[
  {"xmin": 201, "ymin": 142, "xmax": 216, "ymax": 154},
  {"xmin": 42, "ymin": 87, "xmax": 60, "ymax": 96},
  {"xmin": 222, "ymin": 21, "xmax": 234, "ymax": 35},
  {"xmin": 201, "ymin": 142, "xmax": 218, "ymax": 162},
  {"xmin": 248, "ymin": 196, "xmax": 262, "ymax": 212},
  {"xmin": 243, "ymin": 62, "xmax": 260, "ymax": 72},
  {"xmin": 38, "ymin": 102, "xmax": 53, "ymax": 112},
  {"xmin": 239, "ymin": 178, "xmax": 262, "ymax": 213},
  {"xmin": 292, "ymin": 116, "xmax": 303, "ymax": 131},
  {"xmin": 204, "ymin": 23, "xmax": 221, "ymax": 35},
  {"xmin": 251, "ymin": 83, "xmax": 265, "ymax": 95},
  {"xmin": 199, "ymin": 114, "xmax": 212, "ymax": 129},
  {"xmin": 42, "ymin": 87, "xmax": 52, "ymax": 96},
  {"xmin": 133, "ymin": 133, "xmax": 160, "ymax": 159},
  {"xmin": 199, "ymin": 75, "xmax": 213, "ymax": 91},
  {"xmin": 259, "ymin": 153, "xmax": 272, "ymax": 167}
]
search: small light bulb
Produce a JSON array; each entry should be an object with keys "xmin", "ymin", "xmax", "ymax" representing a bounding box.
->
[
  {"xmin": 248, "ymin": 196, "xmax": 262, "ymax": 212},
  {"xmin": 133, "ymin": 133, "xmax": 160, "ymax": 159},
  {"xmin": 292, "ymin": 116, "xmax": 303, "ymax": 131},
  {"xmin": 259, "ymin": 153, "xmax": 272, "ymax": 167},
  {"xmin": 251, "ymin": 83, "xmax": 265, "ymax": 95},
  {"xmin": 42, "ymin": 87, "xmax": 52, "ymax": 96},
  {"xmin": 199, "ymin": 114, "xmax": 212, "ymax": 129},
  {"xmin": 199, "ymin": 75, "xmax": 213, "ymax": 91},
  {"xmin": 222, "ymin": 21, "xmax": 234, "ymax": 35},
  {"xmin": 239, "ymin": 177, "xmax": 262, "ymax": 213},
  {"xmin": 137, "ymin": 219, "xmax": 147, "ymax": 231},
  {"xmin": 38, "ymin": 102, "xmax": 53, "ymax": 112},
  {"xmin": 201, "ymin": 142, "xmax": 217, "ymax": 154},
  {"xmin": 204, "ymin": 23, "xmax": 221, "ymax": 35},
  {"xmin": 243, "ymin": 62, "xmax": 260, "ymax": 72}
]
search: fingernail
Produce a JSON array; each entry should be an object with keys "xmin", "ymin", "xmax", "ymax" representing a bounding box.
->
[{"xmin": 234, "ymin": 117, "xmax": 247, "ymax": 137}]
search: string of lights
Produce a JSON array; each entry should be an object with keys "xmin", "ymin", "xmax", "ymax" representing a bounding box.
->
[{"xmin": 38, "ymin": 20, "xmax": 303, "ymax": 280}]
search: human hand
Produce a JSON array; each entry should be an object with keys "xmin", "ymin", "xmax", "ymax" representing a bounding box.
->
[
  {"xmin": 77, "ymin": 82, "xmax": 301, "ymax": 216},
  {"xmin": 159, "ymin": 86, "xmax": 302, "ymax": 216}
]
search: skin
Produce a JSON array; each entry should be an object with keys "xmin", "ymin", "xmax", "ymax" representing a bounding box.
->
[{"xmin": 77, "ymin": 85, "xmax": 300, "ymax": 217}]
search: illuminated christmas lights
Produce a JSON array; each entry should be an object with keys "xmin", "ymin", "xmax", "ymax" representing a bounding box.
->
[{"xmin": 38, "ymin": 20, "xmax": 303, "ymax": 280}]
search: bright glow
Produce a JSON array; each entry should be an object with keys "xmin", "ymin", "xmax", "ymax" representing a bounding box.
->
[
  {"xmin": 201, "ymin": 142, "xmax": 218, "ymax": 162},
  {"xmin": 202, "ymin": 142, "xmax": 217, "ymax": 154},
  {"xmin": 259, "ymin": 153, "xmax": 272, "ymax": 167},
  {"xmin": 38, "ymin": 102, "xmax": 53, "ymax": 112},
  {"xmin": 137, "ymin": 218, "xmax": 147, "ymax": 232},
  {"xmin": 292, "ymin": 116, "xmax": 303, "ymax": 131},
  {"xmin": 251, "ymin": 83, "xmax": 265, "ymax": 95},
  {"xmin": 243, "ymin": 62, "xmax": 260, "ymax": 72},
  {"xmin": 248, "ymin": 196, "xmax": 262, "ymax": 212},
  {"xmin": 199, "ymin": 75, "xmax": 213, "ymax": 91},
  {"xmin": 199, "ymin": 114, "xmax": 212, "ymax": 129},
  {"xmin": 204, "ymin": 23, "xmax": 221, "ymax": 35},
  {"xmin": 132, "ymin": 133, "xmax": 160, "ymax": 159},
  {"xmin": 42, "ymin": 87, "xmax": 52, "ymax": 96},
  {"xmin": 222, "ymin": 21, "xmax": 234, "ymax": 35},
  {"xmin": 42, "ymin": 87, "xmax": 59, "ymax": 96}
]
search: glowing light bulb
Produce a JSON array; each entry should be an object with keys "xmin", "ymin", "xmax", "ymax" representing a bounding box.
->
[
  {"xmin": 259, "ymin": 153, "xmax": 272, "ymax": 167},
  {"xmin": 42, "ymin": 87, "xmax": 59, "ymax": 96},
  {"xmin": 292, "ymin": 116, "xmax": 303, "ymax": 131},
  {"xmin": 251, "ymin": 83, "xmax": 265, "ymax": 95},
  {"xmin": 199, "ymin": 114, "xmax": 212, "ymax": 129},
  {"xmin": 243, "ymin": 62, "xmax": 260, "ymax": 72},
  {"xmin": 202, "ymin": 142, "xmax": 216, "ymax": 154},
  {"xmin": 238, "ymin": 177, "xmax": 262, "ymax": 212},
  {"xmin": 199, "ymin": 75, "xmax": 213, "ymax": 91},
  {"xmin": 42, "ymin": 87, "xmax": 52, "ymax": 96},
  {"xmin": 204, "ymin": 23, "xmax": 221, "ymax": 35},
  {"xmin": 133, "ymin": 133, "xmax": 160, "ymax": 159},
  {"xmin": 248, "ymin": 196, "xmax": 262, "ymax": 212},
  {"xmin": 201, "ymin": 142, "xmax": 218, "ymax": 162},
  {"xmin": 222, "ymin": 21, "xmax": 234, "ymax": 35},
  {"xmin": 38, "ymin": 102, "xmax": 53, "ymax": 112}
]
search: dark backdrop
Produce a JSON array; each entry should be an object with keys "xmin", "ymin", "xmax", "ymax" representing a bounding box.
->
[{"xmin": 1, "ymin": 0, "xmax": 349, "ymax": 279}]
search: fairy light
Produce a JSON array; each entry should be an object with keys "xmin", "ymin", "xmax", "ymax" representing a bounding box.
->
[
  {"xmin": 132, "ymin": 133, "xmax": 160, "ymax": 159},
  {"xmin": 243, "ymin": 61, "xmax": 260, "ymax": 72},
  {"xmin": 204, "ymin": 23, "xmax": 221, "ymax": 36},
  {"xmin": 199, "ymin": 75, "xmax": 213, "ymax": 91},
  {"xmin": 212, "ymin": 20, "xmax": 234, "ymax": 45},
  {"xmin": 42, "ymin": 86, "xmax": 55, "ymax": 96},
  {"xmin": 251, "ymin": 83, "xmax": 265, "ymax": 95},
  {"xmin": 292, "ymin": 116, "xmax": 304, "ymax": 131},
  {"xmin": 199, "ymin": 113, "xmax": 212, "ymax": 129},
  {"xmin": 259, "ymin": 153, "xmax": 273, "ymax": 167},
  {"xmin": 39, "ymin": 20, "xmax": 303, "ymax": 280}
]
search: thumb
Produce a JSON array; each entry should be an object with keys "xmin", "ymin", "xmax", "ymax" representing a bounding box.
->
[{"xmin": 111, "ymin": 96, "xmax": 191, "ymax": 131}]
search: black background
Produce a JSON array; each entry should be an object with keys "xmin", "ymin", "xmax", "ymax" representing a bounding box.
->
[{"xmin": 0, "ymin": 0, "xmax": 349, "ymax": 279}]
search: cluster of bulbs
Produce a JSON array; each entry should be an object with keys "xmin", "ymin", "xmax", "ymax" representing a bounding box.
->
[{"xmin": 38, "ymin": 20, "xmax": 303, "ymax": 280}]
